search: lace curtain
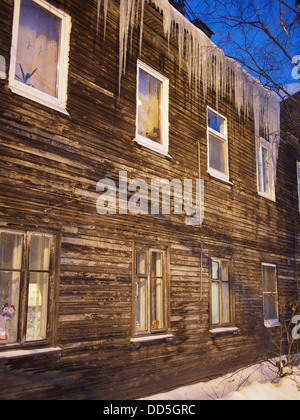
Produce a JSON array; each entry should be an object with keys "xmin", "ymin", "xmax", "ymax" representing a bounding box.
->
[
  {"xmin": 15, "ymin": 0, "xmax": 60, "ymax": 97},
  {"xmin": 0, "ymin": 233, "xmax": 22, "ymax": 344}
]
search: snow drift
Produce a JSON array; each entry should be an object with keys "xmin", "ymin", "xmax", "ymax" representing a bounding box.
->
[{"xmin": 96, "ymin": 0, "xmax": 280, "ymax": 171}]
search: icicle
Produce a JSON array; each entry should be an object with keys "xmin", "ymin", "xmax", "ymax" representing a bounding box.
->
[
  {"xmin": 96, "ymin": 0, "xmax": 109, "ymax": 37},
  {"xmin": 96, "ymin": 0, "xmax": 101, "ymax": 34},
  {"xmin": 103, "ymin": 0, "xmax": 109, "ymax": 38},
  {"xmin": 96, "ymin": 0, "xmax": 280, "ymax": 157},
  {"xmin": 119, "ymin": 0, "xmax": 135, "ymax": 95},
  {"xmin": 139, "ymin": 0, "xmax": 145, "ymax": 55}
]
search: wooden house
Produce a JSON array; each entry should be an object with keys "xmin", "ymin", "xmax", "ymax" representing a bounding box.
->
[{"xmin": 0, "ymin": 0, "xmax": 299, "ymax": 400}]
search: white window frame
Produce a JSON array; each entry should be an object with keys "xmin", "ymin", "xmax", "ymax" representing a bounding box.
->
[
  {"xmin": 207, "ymin": 107, "xmax": 230, "ymax": 183},
  {"xmin": 0, "ymin": 229, "xmax": 56, "ymax": 349},
  {"xmin": 256, "ymin": 137, "xmax": 276, "ymax": 202},
  {"xmin": 9, "ymin": 0, "xmax": 71, "ymax": 114},
  {"xmin": 261, "ymin": 263, "xmax": 280, "ymax": 328},
  {"xmin": 297, "ymin": 161, "xmax": 300, "ymax": 212},
  {"xmin": 135, "ymin": 60, "xmax": 169, "ymax": 157}
]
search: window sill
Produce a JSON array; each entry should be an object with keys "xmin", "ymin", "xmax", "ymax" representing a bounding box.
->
[
  {"xmin": 0, "ymin": 347, "xmax": 62, "ymax": 360},
  {"xmin": 134, "ymin": 138, "xmax": 173, "ymax": 160},
  {"xmin": 264, "ymin": 320, "xmax": 281, "ymax": 329},
  {"xmin": 130, "ymin": 334, "xmax": 174, "ymax": 346},
  {"xmin": 209, "ymin": 327, "xmax": 239, "ymax": 338},
  {"xmin": 207, "ymin": 170, "xmax": 233, "ymax": 186},
  {"xmin": 9, "ymin": 84, "xmax": 70, "ymax": 116},
  {"xmin": 258, "ymin": 191, "xmax": 276, "ymax": 203}
]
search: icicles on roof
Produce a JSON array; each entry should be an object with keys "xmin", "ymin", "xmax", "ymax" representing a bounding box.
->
[
  {"xmin": 96, "ymin": 0, "xmax": 280, "ymax": 151},
  {"xmin": 119, "ymin": 0, "xmax": 146, "ymax": 95}
]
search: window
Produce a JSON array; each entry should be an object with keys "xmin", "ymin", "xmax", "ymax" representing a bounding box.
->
[
  {"xmin": 262, "ymin": 264, "xmax": 279, "ymax": 327},
  {"xmin": 211, "ymin": 259, "xmax": 233, "ymax": 327},
  {"xmin": 0, "ymin": 230, "xmax": 56, "ymax": 347},
  {"xmin": 134, "ymin": 247, "xmax": 167, "ymax": 336},
  {"xmin": 9, "ymin": 0, "xmax": 71, "ymax": 113},
  {"xmin": 0, "ymin": 56, "xmax": 6, "ymax": 79},
  {"xmin": 257, "ymin": 138, "xmax": 276, "ymax": 201},
  {"xmin": 136, "ymin": 61, "xmax": 169, "ymax": 156},
  {"xmin": 297, "ymin": 162, "xmax": 300, "ymax": 212},
  {"xmin": 207, "ymin": 107, "xmax": 229, "ymax": 182}
]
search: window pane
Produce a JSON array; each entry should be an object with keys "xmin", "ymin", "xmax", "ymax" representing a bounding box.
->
[
  {"xmin": 262, "ymin": 147, "xmax": 269, "ymax": 194},
  {"xmin": 211, "ymin": 282, "xmax": 220, "ymax": 325},
  {"xmin": 151, "ymin": 277, "xmax": 164, "ymax": 330},
  {"xmin": 222, "ymin": 282, "xmax": 230, "ymax": 323},
  {"xmin": 135, "ymin": 277, "xmax": 148, "ymax": 332},
  {"xmin": 152, "ymin": 252, "xmax": 163, "ymax": 277},
  {"xmin": 257, "ymin": 148, "xmax": 262, "ymax": 192},
  {"xmin": 221, "ymin": 261, "xmax": 229, "ymax": 282},
  {"xmin": 29, "ymin": 235, "xmax": 51, "ymax": 271},
  {"xmin": 26, "ymin": 272, "xmax": 49, "ymax": 341},
  {"xmin": 136, "ymin": 251, "xmax": 147, "ymax": 275},
  {"xmin": 209, "ymin": 133, "xmax": 226, "ymax": 174},
  {"xmin": 138, "ymin": 68, "xmax": 162, "ymax": 144},
  {"xmin": 298, "ymin": 164, "xmax": 300, "ymax": 209},
  {"xmin": 0, "ymin": 272, "xmax": 20, "ymax": 344},
  {"xmin": 263, "ymin": 293, "xmax": 278, "ymax": 320},
  {"xmin": 16, "ymin": 0, "xmax": 61, "ymax": 97},
  {"xmin": 262, "ymin": 266, "xmax": 276, "ymax": 293},
  {"xmin": 0, "ymin": 232, "xmax": 23, "ymax": 270},
  {"xmin": 212, "ymin": 261, "xmax": 219, "ymax": 280},
  {"xmin": 208, "ymin": 110, "xmax": 226, "ymax": 135}
]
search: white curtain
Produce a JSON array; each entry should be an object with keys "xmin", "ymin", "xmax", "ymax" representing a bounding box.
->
[
  {"xmin": 15, "ymin": 0, "xmax": 60, "ymax": 97},
  {"xmin": 26, "ymin": 235, "xmax": 50, "ymax": 341},
  {"xmin": 0, "ymin": 233, "xmax": 22, "ymax": 343}
]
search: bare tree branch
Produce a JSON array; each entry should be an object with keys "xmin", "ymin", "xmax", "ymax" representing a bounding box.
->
[{"xmin": 190, "ymin": 0, "xmax": 300, "ymax": 130}]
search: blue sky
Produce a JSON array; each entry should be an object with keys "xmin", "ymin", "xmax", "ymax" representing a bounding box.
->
[{"xmin": 186, "ymin": 0, "xmax": 300, "ymax": 92}]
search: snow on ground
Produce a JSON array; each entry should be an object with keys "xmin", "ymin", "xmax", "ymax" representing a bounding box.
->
[
  {"xmin": 222, "ymin": 376, "xmax": 300, "ymax": 400},
  {"xmin": 142, "ymin": 361, "xmax": 300, "ymax": 400}
]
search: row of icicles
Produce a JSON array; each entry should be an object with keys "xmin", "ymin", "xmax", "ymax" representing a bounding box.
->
[{"xmin": 96, "ymin": 0, "xmax": 280, "ymax": 162}]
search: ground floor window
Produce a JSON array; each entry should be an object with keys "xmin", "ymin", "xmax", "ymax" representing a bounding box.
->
[
  {"xmin": 262, "ymin": 263, "xmax": 279, "ymax": 327},
  {"xmin": 211, "ymin": 258, "xmax": 233, "ymax": 328},
  {"xmin": 134, "ymin": 246, "xmax": 168, "ymax": 336},
  {"xmin": 0, "ymin": 229, "xmax": 56, "ymax": 346}
]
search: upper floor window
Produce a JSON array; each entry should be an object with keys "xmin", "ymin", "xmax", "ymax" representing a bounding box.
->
[
  {"xmin": 256, "ymin": 138, "xmax": 276, "ymax": 201},
  {"xmin": 136, "ymin": 61, "xmax": 169, "ymax": 156},
  {"xmin": 207, "ymin": 107, "xmax": 230, "ymax": 183},
  {"xmin": 9, "ymin": 0, "xmax": 71, "ymax": 114},
  {"xmin": 297, "ymin": 161, "xmax": 300, "ymax": 212},
  {"xmin": 0, "ymin": 230, "xmax": 57, "ymax": 347},
  {"xmin": 0, "ymin": 55, "xmax": 6, "ymax": 79}
]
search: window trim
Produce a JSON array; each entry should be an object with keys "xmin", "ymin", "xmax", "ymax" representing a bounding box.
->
[
  {"xmin": 261, "ymin": 263, "xmax": 280, "ymax": 328},
  {"xmin": 207, "ymin": 106, "xmax": 230, "ymax": 183},
  {"xmin": 135, "ymin": 60, "xmax": 169, "ymax": 157},
  {"xmin": 9, "ymin": 0, "xmax": 71, "ymax": 114},
  {"xmin": 256, "ymin": 137, "xmax": 276, "ymax": 202},
  {"xmin": 132, "ymin": 244, "xmax": 169, "ymax": 339},
  {"xmin": 210, "ymin": 258, "xmax": 235, "ymax": 329},
  {"xmin": 0, "ymin": 228, "xmax": 60, "ymax": 351}
]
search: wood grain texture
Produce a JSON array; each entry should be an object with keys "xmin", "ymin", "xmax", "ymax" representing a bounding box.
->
[{"xmin": 0, "ymin": 0, "xmax": 299, "ymax": 400}]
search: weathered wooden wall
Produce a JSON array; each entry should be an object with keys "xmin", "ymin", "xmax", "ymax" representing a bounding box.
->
[{"xmin": 0, "ymin": 0, "xmax": 299, "ymax": 400}]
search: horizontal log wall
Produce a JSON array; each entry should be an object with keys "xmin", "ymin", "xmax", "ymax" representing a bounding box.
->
[{"xmin": 0, "ymin": 0, "xmax": 299, "ymax": 399}]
